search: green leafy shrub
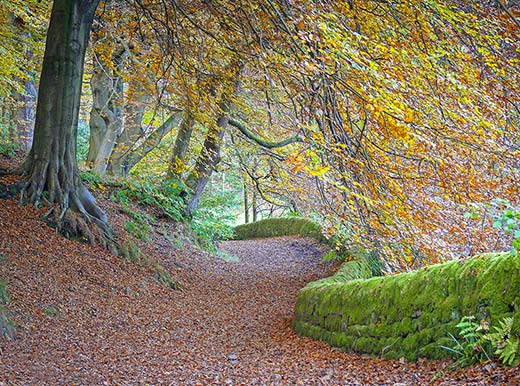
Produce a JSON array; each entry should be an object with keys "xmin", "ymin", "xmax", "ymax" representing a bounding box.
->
[
  {"xmin": 492, "ymin": 205, "xmax": 520, "ymax": 254},
  {"xmin": 124, "ymin": 220, "xmax": 150, "ymax": 241},
  {"xmin": 0, "ymin": 142, "xmax": 17, "ymax": 157},
  {"xmin": 110, "ymin": 178, "xmax": 186, "ymax": 222},
  {"xmin": 441, "ymin": 316, "xmax": 491, "ymax": 369},
  {"xmin": 192, "ymin": 191, "xmax": 239, "ymax": 251},
  {"xmin": 80, "ymin": 170, "xmax": 104, "ymax": 187},
  {"xmin": 442, "ymin": 315, "xmax": 520, "ymax": 368}
]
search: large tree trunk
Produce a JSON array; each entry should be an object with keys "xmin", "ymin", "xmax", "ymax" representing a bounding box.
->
[
  {"xmin": 86, "ymin": 38, "xmax": 125, "ymax": 175},
  {"xmin": 19, "ymin": 0, "xmax": 107, "ymax": 242}
]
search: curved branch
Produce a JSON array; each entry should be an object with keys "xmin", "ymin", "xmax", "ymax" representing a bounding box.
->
[{"xmin": 228, "ymin": 118, "xmax": 301, "ymax": 149}]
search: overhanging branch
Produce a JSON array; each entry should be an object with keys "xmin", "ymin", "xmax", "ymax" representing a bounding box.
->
[{"xmin": 228, "ymin": 118, "xmax": 301, "ymax": 149}]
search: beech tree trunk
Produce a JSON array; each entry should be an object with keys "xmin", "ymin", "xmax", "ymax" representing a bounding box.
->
[
  {"xmin": 167, "ymin": 111, "xmax": 194, "ymax": 178},
  {"xmin": 107, "ymin": 111, "xmax": 182, "ymax": 176},
  {"xmin": 20, "ymin": 0, "xmax": 107, "ymax": 241},
  {"xmin": 86, "ymin": 39, "xmax": 125, "ymax": 175},
  {"xmin": 184, "ymin": 115, "xmax": 228, "ymax": 216},
  {"xmin": 12, "ymin": 80, "xmax": 37, "ymax": 150},
  {"xmin": 106, "ymin": 85, "xmax": 149, "ymax": 176},
  {"xmin": 184, "ymin": 65, "xmax": 242, "ymax": 215}
]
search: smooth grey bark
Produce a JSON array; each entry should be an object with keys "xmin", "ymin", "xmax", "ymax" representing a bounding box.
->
[
  {"xmin": 243, "ymin": 182, "xmax": 249, "ymax": 224},
  {"xmin": 12, "ymin": 80, "xmax": 37, "ymax": 150},
  {"xmin": 86, "ymin": 40, "xmax": 125, "ymax": 175},
  {"xmin": 106, "ymin": 83, "xmax": 150, "ymax": 176},
  {"xmin": 167, "ymin": 112, "xmax": 194, "ymax": 178},
  {"xmin": 20, "ymin": 0, "xmax": 107, "ymax": 241}
]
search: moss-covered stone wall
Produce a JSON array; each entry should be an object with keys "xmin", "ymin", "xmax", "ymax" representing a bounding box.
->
[
  {"xmin": 233, "ymin": 218, "xmax": 324, "ymax": 241},
  {"xmin": 293, "ymin": 252, "xmax": 520, "ymax": 361}
]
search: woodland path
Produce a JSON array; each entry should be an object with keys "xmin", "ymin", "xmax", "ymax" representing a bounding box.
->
[{"xmin": 0, "ymin": 179, "xmax": 518, "ymax": 385}]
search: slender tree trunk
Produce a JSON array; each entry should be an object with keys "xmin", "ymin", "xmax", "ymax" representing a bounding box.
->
[
  {"xmin": 252, "ymin": 190, "xmax": 258, "ymax": 222},
  {"xmin": 86, "ymin": 39, "xmax": 125, "ymax": 175},
  {"xmin": 106, "ymin": 85, "xmax": 149, "ymax": 176},
  {"xmin": 184, "ymin": 64, "xmax": 243, "ymax": 215},
  {"xmin": 184, "ymin": 115, "xmax": 228, "ymax": 215},
  {"xmin": 20, "ymin": 0, "xmax": 107, "ymax": 241},
  {"xmin": 243, "ymin": 181, "xmax": 249, "ymax": 224},
  {"xmin": 108, "ymin": 111, "xmax": 182, "ymax": 176},
  {"xmin": 167, "ymin": 111, "xmax": 194, "ymax": 178}
]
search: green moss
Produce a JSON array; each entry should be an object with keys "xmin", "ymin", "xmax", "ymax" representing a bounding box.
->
[
  {"xmin": 0, "ymin": 305, "xmax": 15, "ymax": 340},
  {"xmin": 293, "ymin": 251, "xmax": 520, "ymax": 361},
  {"xmin": 0, "ymin": 280, "xmax": 9, "ymax": 304},
  {"xmin": 233, "ymin": 218, "xmax": 324, "ymax": 241}
]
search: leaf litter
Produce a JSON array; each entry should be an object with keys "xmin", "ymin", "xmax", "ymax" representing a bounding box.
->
[{"xmin": 0, "ymin": 161, "xmax": 519, "ymax": 385}]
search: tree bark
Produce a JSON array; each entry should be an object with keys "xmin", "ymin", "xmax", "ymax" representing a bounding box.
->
[
  {"xmin": 243, "ymin": 181, "xmax": 249, "ymax": 224},
  {"xmin": 108, "ymin": 111, "xmax": 183, "ymax": 176},
  {"xmin": 184, "ymin": 115, "xmax": 228, "ymax": 215},
  {"xmin": 86, "ymin": 38, "xmax": 125, "ymax": 175},
  {"xmin": 167, "ymin": 111, "xmax": 194, "ymax": 178},
  {"xmin": 12, "ymin": 80, "xmax": 37, "ymax": 150},
  {"xmin": 19, "ymin": 0, "xmax": 107, "ymax": 242},
  {"xmin": 106, "ymin": 82, "xmax": 150, "ymax": 176},
  {"xmin": 183, "ymin": 63, "xmax": 243, "ymax": 215}
]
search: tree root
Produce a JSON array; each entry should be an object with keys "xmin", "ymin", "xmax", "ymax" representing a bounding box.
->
[
  {"xmin": 43, "ymin": 206, "xmax": 119, "ymax": 253},
  {"xmin": 12, "ymin": 158, "xmax": 121, "ymax": 254}
]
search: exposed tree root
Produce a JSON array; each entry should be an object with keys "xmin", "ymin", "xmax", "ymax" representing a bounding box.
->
[{"xmin": 11, "ymin": 159, "xmax": 119, "ymax": 254}]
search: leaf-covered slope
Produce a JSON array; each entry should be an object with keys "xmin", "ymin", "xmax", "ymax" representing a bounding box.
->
[{"xmin": 293, "ymin": 251, "xmax": 520, "ymax": 361}]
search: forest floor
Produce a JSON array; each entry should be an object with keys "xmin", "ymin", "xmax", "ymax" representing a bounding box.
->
[{"xmin": 1, "ymin": 159, "xmax": 519, "ymax": 385}]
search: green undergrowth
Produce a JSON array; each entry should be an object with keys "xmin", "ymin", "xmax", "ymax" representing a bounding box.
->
[
  {"xmin": 82, "ymin": 171, "xmax": 235, "ymax": 254},
  {"xmin": 119, "ymin": 240, "xmax": 180, "ymax": 290},
  {"xmin": 0, "ymin": 279, "xmax": 15, "ymax": 340},
  {"xmin": 190, "ymin": 191, "xmax": 238, "ymax": 253},
  {"xmin": 233, "ymin": 217, "xmax": 325, "ymax": 241},
  {"xmin": 293, "ymin": 251, "xmax": 520, "ymax": 361}
]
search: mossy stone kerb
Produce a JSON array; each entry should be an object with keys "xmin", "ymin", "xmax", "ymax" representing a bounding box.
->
[
  {"xmin": 293, "ymin": 252, "xmax": 520, "ymax": 361},
  {"xmin": 233, "ymin": 218, "xmax": 324, "ymax": 241}
]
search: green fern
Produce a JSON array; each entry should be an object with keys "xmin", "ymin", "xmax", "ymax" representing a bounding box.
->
[
  {"xmin": 484, "ymin": 317, "xmax": 519, "ymax": 366},
  {"xmin": 440, "ymin": 316, "xmax": 492, "ymax": 369}
]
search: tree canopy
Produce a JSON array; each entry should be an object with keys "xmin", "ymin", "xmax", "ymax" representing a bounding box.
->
[{"xmin": 1, "ymin": 0, "xmax": 519, "ymax": 270}]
